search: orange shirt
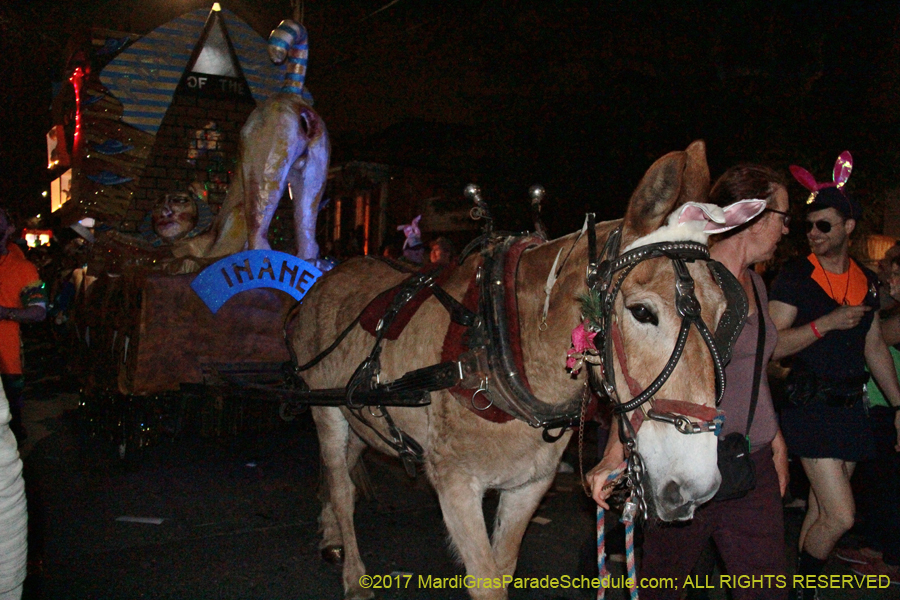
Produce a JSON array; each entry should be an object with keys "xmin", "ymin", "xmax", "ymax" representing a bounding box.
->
[
  {"xmin": 807, "ymin": 253, "xmax": 869, "ymax": 306},
  {"xmin": 0, "ymin": 243, "xmax": 41, "ymax": 374}
]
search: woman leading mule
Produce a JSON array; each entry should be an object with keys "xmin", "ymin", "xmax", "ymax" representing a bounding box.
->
[{"xmin": 588, "ymin": 164, "xmax": 792, "ymax": 600}]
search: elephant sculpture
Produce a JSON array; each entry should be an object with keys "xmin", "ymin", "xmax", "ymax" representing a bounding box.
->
[{"xmin": 179, "ymin": 18, "xmax": 331, "ymax": 267}]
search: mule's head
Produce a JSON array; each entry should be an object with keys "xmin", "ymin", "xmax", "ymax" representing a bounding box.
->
[{"xmin": 607, "ymin": 140, "xmax": 731, "ymax": 521}]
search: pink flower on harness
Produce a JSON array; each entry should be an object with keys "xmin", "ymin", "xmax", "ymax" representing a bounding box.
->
[{"xmin": 567, "ymin": 321, "xmax": 599, "ymax": 374}]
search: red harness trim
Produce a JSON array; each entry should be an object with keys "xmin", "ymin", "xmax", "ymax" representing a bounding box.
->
[
  {"xmin": 441, "ymin": 239, "xmax": 539, "ymax": 423},
  {"xmin": 359, "ymin": 265, "xmax": 453, "ymax": 340}
]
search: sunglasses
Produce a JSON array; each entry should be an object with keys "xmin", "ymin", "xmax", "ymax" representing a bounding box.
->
[
  {"xmin": 763, "ymin": 208, "xmax": 791, "ymax": 227},
  {"xmin": 804, "ymin": 219, "xmax": 842, "ymax": 234}
]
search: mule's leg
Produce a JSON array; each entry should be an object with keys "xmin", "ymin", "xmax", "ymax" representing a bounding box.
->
[
  {"xmin": 318, "ymin": 429, "xmax": 368, "ymax": 564},
  {"xmin": 312, "ymin": 407, "xmax": 373, "ymax": 600},
  {"xmin": 434, "ymin": 476, "xmax": 506, "ymax": 600},
  {"xmin": 491, "ymin": 476, "xmax": 555, "ymax": 577}
]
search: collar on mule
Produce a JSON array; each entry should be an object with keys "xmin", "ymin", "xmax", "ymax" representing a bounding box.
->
[{"xmin": 448, "ymin": 235, "xmax": 596, "ymax": 437}]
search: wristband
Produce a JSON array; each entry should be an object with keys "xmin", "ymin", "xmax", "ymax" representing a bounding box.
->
[{"xmin": 810, "ymin": 321, "xmax": 823, "ymax": 339}]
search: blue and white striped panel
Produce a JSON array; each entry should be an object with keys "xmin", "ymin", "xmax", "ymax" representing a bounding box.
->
[
  {"xmin": 100, "ymin": 9, "xmax": 208, "ymax": 133},
  {"xmin": 101, "ymin": 8, "xmax": 295, "ymax": 133}
]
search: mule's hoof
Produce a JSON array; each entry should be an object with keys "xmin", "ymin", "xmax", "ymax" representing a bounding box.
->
[
  {"xmin": 347, "ymin": 589, "xmax": 375, "ymax": 600},
  {"xmin": 321, "ymin": 545, "xmax": 344, "ymax": 565}
]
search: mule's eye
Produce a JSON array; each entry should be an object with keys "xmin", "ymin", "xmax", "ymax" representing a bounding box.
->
[{"xmin": 627, "ymin": 303, "xmax": 658, "ymax": 326}]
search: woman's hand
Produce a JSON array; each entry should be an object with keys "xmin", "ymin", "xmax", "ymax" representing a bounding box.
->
[
  {"xmin": 587, "ymin": 421, "xmax": 626, "ymax": 509},
  {"xmin": 585, "ymin": 461, "xmax": 620, "ymax": 509}
]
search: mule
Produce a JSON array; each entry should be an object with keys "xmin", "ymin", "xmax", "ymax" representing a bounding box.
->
[{"xmin": 291, "ymin": 141, "xmax": 733, "ymax": 600}]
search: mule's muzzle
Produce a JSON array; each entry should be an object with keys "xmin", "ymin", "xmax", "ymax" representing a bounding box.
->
[{"xmin": 653, "ymin": 476, "xmax": 720, "ymax": 522}]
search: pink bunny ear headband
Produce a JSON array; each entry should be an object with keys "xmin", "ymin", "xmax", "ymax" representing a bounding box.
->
[
  {"xmin": 623, "ymin": 199, "xmax": 768, "ymax": 251},
  {"xmin": 677, "ymin": 199, "xmax": 768, "ymax": 233},
  {"xmin": 790, "ymin": 151, "xmax": 853, "ymax": 203},
  {"xmin": 789, "ymin": 151, "xmax": 861, "ymax": 220}
]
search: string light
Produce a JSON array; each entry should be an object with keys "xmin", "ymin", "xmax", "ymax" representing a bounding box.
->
[{"xmin": 69, "ymin": 67, "xmax": 85, "ymax": 160}]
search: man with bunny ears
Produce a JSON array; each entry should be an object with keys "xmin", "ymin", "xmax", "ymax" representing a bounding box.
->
[{"xmin": 768, "ymin": 152, "xmax": 900, "ymax": 600}]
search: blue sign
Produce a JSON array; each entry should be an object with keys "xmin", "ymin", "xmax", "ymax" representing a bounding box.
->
[{"xmin": 191, "ymin": 250, "xmax": 322, "ymax": 313}]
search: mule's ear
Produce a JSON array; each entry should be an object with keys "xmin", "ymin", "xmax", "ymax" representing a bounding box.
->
[
  {"xmin": 621, "ymin": 149, "xmax": 687, "ymax": 246},
  {"xmin": 677, "ymin": 140, "xmax": 710, "ymax": 207}
]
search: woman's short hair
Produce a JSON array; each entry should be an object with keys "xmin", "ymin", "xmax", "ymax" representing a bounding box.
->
[
  {"xmin": 708, "ymin": 164, "xmax": 787, "ymax": 242},
  {"xmin": 709, "ymin": 164, "xmax": 787, "ymax": 209}
]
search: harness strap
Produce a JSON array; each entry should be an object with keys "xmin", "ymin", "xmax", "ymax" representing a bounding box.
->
[
  {"xmin": 610, "ymin": 314, "xmax": 694, "ymax": 414},
  {"xmin": 345, "ymin": 404, "xmax": 425, "ymax": 476},
  {"xmin": 359, "ymin": 264, "xmax": 474, "ymax": 340},
  {"xmin": 651, "ymin": 399, "xmax": 719, "ymax": 423},
  {"xmin": 430, "ymin": 282, "xmax": 477, "ymax": 327},
  {"xmin": 586, "ymin": 213, "xmax": 599, "ymax": 289},
  {"xmin": 611, "ymin": 322, "xmax": 721, "ymax": 434},
  {"xmin": 291, "ymin": 314, "xmax": 361, "ymax": 372}
]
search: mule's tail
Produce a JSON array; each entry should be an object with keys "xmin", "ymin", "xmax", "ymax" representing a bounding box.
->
[{"xmin": 268, "ymin": 19, "xmax": 308, "ymax": 95}]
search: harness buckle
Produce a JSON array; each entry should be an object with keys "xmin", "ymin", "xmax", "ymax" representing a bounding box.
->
[
  {"xmin": 591, "ymin": 259, "xmax": 611, "ymax": 292},
  {"xmin": 674, "ymin": 267, "xmax": 701, "ymax": 318},
  {"xmin": 646, "ymin": 408, "xmax": 718, "ymax": 435}
]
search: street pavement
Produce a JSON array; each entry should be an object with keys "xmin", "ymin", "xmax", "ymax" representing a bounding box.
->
[{"xmin": 13, "ymin": 337, "xmax": 900, "ymax": 600}]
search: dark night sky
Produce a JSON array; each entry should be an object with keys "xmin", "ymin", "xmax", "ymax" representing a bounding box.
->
[{"xmin": 2, "ymin": 0, "xmax": 900, "ymax": 236}]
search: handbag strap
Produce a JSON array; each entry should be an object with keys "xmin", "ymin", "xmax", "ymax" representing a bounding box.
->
[{"xmin": 745, "ymin": 276, "xmax": 766, "ymax": 439}]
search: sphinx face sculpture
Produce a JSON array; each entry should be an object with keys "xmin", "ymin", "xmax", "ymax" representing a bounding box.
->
[{"xmin": 152, "ymin": 192, "xmax": 199, "ymax": 243}]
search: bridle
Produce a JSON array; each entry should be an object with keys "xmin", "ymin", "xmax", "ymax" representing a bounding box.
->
[{"xmin": 583, "ymin": 215, "xmax": 747, "ymax": 517}]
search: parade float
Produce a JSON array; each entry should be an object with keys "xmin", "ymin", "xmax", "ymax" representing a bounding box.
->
[{"xmin": 47, "ymin": 4, "xmax": 333, "ymax": 455}]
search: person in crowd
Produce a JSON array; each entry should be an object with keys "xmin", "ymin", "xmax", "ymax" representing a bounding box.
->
[
  {"xmin": 429, "ymin": 236, "xmax": 456, "ymax": 266},
  {"xmin": 876, "ymin": 242, "xmax": 900, "ymax": 311},
  {"xmin": 768, "ymin": 153, "xmax": 900, "ymax": 600},
  {"xmin": 0, "ymin": 208, "xmax": 48, "ymax": 443},
  {"xmin": 0, "ymin": 381, "xmax": 26, "ymax": 600},
  {"xmin": 380, "ymin": 243, "xmax": 401, "ymax": 260},
  {"xmin": 834, "ymin": 253, "xmax": 900, "ymax": 584},
  {"xmin": 586, "ymin": 164, "xmax": 792, "ymax": 600}
]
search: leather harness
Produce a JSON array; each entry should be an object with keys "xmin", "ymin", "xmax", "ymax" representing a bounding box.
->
[{"xmin": 285, "ymin": 221, "xmax": 747, "ymax": 482}]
